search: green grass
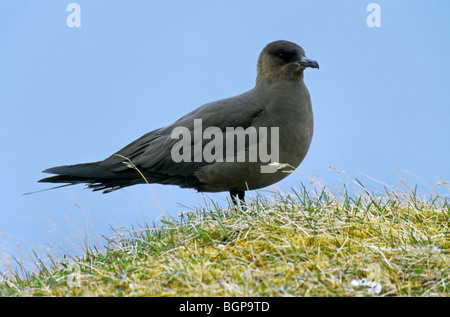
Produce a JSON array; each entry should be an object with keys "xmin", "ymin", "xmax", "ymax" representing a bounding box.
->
[{"xmin": 1, "ymin": 185, "xmax": 449, "ymax": 296}]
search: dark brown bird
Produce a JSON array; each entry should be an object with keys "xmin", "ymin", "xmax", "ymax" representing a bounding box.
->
[{"xmin": 38, "ymin": 40, "xmax": 319, "ymax": 207}]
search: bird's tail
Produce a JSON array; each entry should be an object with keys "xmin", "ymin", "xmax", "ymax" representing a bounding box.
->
[
  {"xmin": 36, "ymin": 160, "xmax": 203, "ymax": 194},
  {"xmin": 37, "ymin": 161, "xmax": 141, "ymax": 193}
]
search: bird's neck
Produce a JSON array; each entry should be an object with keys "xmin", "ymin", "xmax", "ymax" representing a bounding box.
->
[{"xmin": 255, "ymin": 75, "xmax": 304, "ymax": 90}]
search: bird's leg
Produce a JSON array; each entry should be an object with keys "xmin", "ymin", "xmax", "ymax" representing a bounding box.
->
[
  {"xmin": 238, "ymin": 191, "xmax": 246, "ymax": 209},
  {"xmin": 229, "ymin": 190, "xmax": 246, "ymax": 209},
  {"xmin": 230, "ymin": 190, "xmax": 239, "ymax": 207}
]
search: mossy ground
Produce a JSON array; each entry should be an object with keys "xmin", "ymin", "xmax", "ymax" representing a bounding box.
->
[{"xmin": 1, "ymin": 186, "xmax": 449, "ymax": 296}]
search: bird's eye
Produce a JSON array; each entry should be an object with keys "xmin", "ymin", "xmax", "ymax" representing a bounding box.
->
[{"xmin": 274, "ymin": 50, "xmax": 296, "ymax": 63}]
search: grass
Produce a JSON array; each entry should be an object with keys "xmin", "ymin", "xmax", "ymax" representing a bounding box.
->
[{"xmin": 1, "ymin": 184, "xmax": 449, "ymax": 296}]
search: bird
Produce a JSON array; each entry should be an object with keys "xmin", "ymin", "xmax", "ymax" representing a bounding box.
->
[{"xmin": 38, "ymin": 40, "xmax": 319, "ymax": 208}]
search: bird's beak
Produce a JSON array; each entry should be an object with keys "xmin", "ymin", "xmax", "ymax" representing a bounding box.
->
[{"xmin": 296, "ymin": 57, "xmax": 319, "ymax": 69}]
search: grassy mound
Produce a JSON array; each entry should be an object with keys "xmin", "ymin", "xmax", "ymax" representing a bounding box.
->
[{"xmin": 1, "ymin": 186, "xmax": 449, "ymax": 296}]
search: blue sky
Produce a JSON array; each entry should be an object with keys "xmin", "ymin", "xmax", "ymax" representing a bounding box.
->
[{"xmin": 1, "ymin": 1, "xmax": 449, "ymax": 275}]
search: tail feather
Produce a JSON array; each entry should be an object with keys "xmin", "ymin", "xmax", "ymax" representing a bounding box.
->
[
  {"xmin": 41, "ymin": 162, "xmax": 116, "ymax": 179},
  {"xmin": 24, "ymin": 184, "xmax": 74, "ymax": 195},
  {"xmin": 38, "ymin": 161, "xmax": 139, "ymax": 193},
  {"xmin": 38, "ymin": 161, "xmax": 202, "ymax": 193}
]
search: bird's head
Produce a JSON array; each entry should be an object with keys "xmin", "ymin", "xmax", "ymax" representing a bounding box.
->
[{"xmin": 256, "ymin": 40, "xmax": 319, "ymax": 83}]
